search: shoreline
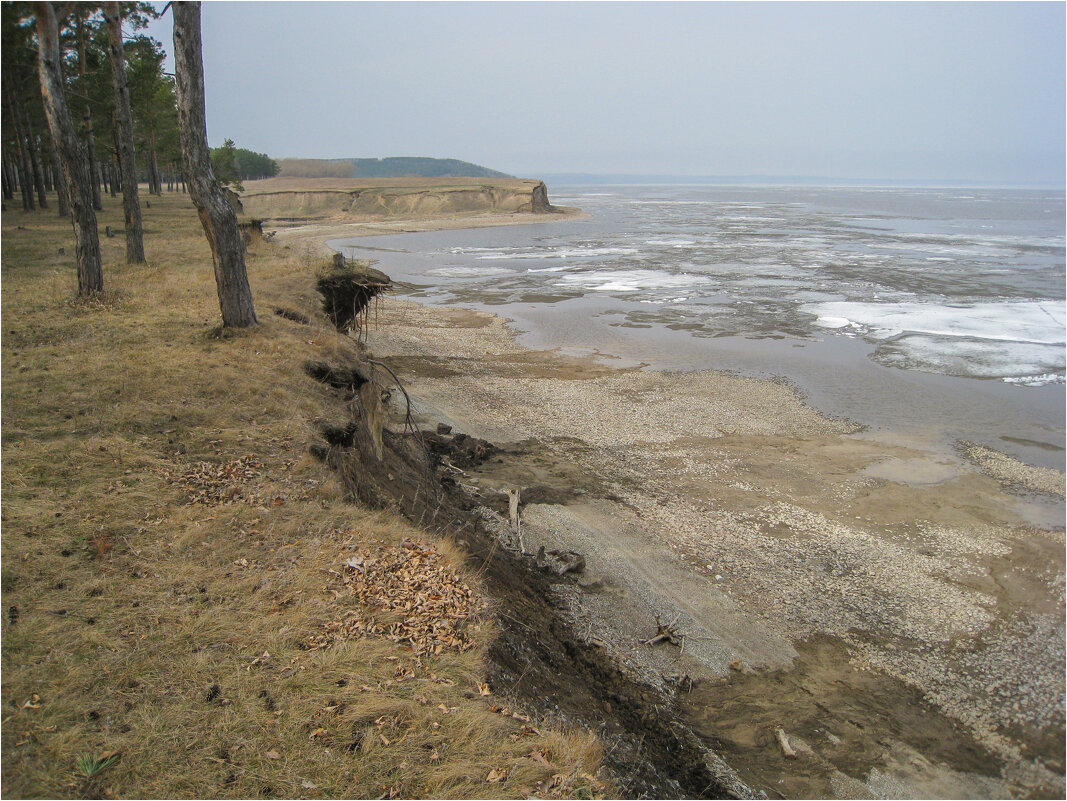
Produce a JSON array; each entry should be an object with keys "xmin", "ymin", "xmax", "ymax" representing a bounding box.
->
[
  {"xmin": 266, "ymin": 206, "xmax": 589, "ymax": 258},
  {"xmin": 289, "ymin": 212, "xmax": 1065, "ymax": 797}
]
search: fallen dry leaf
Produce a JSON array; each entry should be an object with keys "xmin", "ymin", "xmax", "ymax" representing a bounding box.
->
[
  {"xmin": 527, "ymin": 749, "xmax": 552, "ymax": 767},
  {"xmin": 486, "ymin": 768, "xmax": 509, "ymax": 783},
  {"xmin": 265, "ymin": 750, "xmax": 281, "ymax": 760}
]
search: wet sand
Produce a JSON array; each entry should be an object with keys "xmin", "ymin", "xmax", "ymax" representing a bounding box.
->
[{"xmin": 289, "ymin": 215, "xmax": 1065, "ymax": 798}]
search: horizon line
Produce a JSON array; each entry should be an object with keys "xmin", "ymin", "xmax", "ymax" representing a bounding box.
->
[{"xmin": 532, "ymin": 172, "xmax": 1066, "ymax": 190}]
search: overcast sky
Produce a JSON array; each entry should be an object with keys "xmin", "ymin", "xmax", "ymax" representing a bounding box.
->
[{"xmin": 146, "ymin": 1, "xmax": 1065, "ymax": 185}]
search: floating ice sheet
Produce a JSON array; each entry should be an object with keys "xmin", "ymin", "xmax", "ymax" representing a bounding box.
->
[
  {"xmin": 805, "ymin": 300, "xmax": 1066, "ymax": 345},
  {"xmin": 554, "ymin": 269, "xmax": 712, "ymax": 293}
]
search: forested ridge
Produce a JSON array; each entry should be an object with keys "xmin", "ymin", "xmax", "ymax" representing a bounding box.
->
[{"xmin": 277, "ymin": 156, "xmax": 511, "ymax": 179}]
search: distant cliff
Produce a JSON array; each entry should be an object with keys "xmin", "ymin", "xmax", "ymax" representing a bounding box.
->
[{"xmin": 240, "ymin": 177, "xmax": 557, "ymax": 221}]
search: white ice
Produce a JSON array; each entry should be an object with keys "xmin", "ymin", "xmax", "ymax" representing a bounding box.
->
[{"xmin": 805, "ymin": 300, "xmax": 1066, "ymax": 345}]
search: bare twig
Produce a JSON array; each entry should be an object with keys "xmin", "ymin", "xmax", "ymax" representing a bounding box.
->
[{"xmin": 641, "ymin": 613, "xmax": 684, "ymax": 647}]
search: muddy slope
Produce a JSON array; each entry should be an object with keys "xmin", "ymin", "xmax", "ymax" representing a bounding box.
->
[{"xmin": 305, "ymin": 353, "xmax": 752, "ymax": 798}]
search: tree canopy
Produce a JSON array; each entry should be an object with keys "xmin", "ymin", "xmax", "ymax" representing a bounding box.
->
[
  {"xmin": 2, "ymin": 3, "xmax": 274, "ymax": 202},
  {"xmin": 210, "ymin": 140, "xmax": 278, "ymax": 187}
]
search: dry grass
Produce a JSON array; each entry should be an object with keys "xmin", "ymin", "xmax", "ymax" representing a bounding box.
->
[{"xmin": 1, "ymin": 194, "xmax": 605, "ymax": 798}]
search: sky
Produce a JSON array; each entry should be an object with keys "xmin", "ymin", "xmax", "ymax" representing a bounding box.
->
[{"xmin": 145, "ymin": 1, "xmax": 1066, "ymax": 185}]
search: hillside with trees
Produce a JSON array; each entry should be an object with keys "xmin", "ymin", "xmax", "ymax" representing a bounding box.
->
[{"xmin": 277, "ymin": 156, "xmax": 511, "ymax": 179}]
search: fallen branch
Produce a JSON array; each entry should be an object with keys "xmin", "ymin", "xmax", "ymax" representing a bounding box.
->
[
  {"xmin": 507, "ymin": 487, "xmax": 524, "ymax": 553},
  {"xmin": 641, "ymin": 613, "xmax": 683, "ymax": 646},
  {"xmin": 439, "ymin": 457, "xmax": 467, "ymax": 475},
  {"xmin": 775, "ymin": 727, "xmax": 797, "ymax": 759}
]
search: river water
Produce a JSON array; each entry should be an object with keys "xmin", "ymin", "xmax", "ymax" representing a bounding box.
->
[{"xmin": 330, "ymin": 185, "xmax": 1066, "ymax": 470}]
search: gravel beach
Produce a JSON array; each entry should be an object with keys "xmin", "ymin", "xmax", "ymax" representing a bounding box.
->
[{"xmin": 364, "ymin": 295, "xmax": 1065, "ymax": 799}]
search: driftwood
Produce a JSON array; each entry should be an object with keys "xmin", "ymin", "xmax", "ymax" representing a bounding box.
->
[
  {"xmin": 642, "ymin": 613, "xmax": 683, "ymax": 646},
  {"xmin": 507, "ymin": 487, "xmax": 523, "ymax": 553},
  {"xmin": 775, "ymin": 727, "xmax": 797, "ymax": 759}
]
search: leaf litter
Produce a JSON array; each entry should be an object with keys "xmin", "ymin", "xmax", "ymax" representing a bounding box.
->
[
  {"xmin": 308, "ymin": 538, "xmax": 486, "ymax": 656},
  {"xmin": 163, "ymin": 455, "xmax": 265, "ymax": 506}
]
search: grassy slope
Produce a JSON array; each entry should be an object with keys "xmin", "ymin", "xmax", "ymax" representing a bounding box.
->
[{"xmin": 1, "ymin": 194, "xmax": 602, "ymax": 798}]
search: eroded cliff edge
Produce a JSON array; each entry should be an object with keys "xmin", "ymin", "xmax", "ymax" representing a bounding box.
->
[{"xmin": 240, "ymin": 176, "xmax": 561, "ymax": 222}]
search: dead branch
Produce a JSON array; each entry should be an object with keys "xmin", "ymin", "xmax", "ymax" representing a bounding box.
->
[{"xmin": 641, "ymin": 613, "xmax": 684, "ymax": 646}]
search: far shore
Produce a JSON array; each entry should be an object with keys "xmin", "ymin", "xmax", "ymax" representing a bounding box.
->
[{"xmin": 290, "ymin": 208, "xmax": 1066, "ymax": 799}]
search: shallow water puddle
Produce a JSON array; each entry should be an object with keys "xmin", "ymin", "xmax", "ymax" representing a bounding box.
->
[
  {"xmin": 861, "ymin": 456, "xmax": 962, "ymax": 486},
  {"xmin": 680, "ymin": 636, "xmax": 1011, "ymax": 799}
]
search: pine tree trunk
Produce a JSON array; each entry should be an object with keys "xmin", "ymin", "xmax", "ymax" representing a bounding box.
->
[
  {"xmin": 52, "ymin": 146, "xmax": 70, "ymax": 217},
  {"xmin": 36, "ymin": 1, "xmax": 103, "ymax": 296},
  {"xmin": 5, "ymin": 76, "xmax": 35, "ymax": 211},
  {"xmin": 172, "ymin": 1, "xmax": 256, "ymax": 327},
  {"xmin": 148, "ymin": 132, "xmax": 162, "ymax": 195},
  {"xmin": 1, "ymin": 151, "xmax": 13, "ymax": 200},
  {"xmin": 103, "ymin": 2, "xmax": 145, "ymax": 263},
  {"xmin": 25, "ymin": 118, "xmax": 50, "ymax": 209},
  {"xmin": 75, "ymin": 8, "xmax": 103, "ymax": 212}
]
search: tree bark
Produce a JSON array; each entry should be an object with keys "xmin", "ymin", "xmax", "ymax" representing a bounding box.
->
[
  {"xmin": 36, "ymin": 1, "xmax": 103, "ymax": 296},
  {"xmin": 52, "ymin": 145, "xmax": 69, "ymax": 217},
  {"xmin": 1, "ymin": 151, "xmax": 13, "ymax": 200},
  {"xmin": 75, "ymin": 7, "xmax": 103, "ymax": 211},
  {"xmin": 147, "ymin": 131, "xmax": 162, "ymax": 195},
  {"xmin": 42, "ymin": 150, "xmax": 53, "ymax": 191},
  {"xmin": 172, "ymin": 1, "xmax": 256, "ymax": 327},
  {"xmin": 103, "ymin": 2, "xmax": 145, "ymax": 263}
]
